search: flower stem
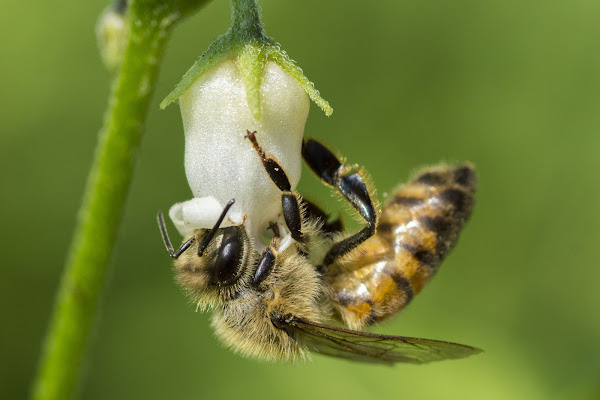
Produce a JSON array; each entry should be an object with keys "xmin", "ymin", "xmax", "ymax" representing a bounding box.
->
[
  {"xmin": 230, "ymin": 0, "xmax": 264, "ymax": 38},
  {"xmin": 29, "ymin": 1, "xmax": 210, "ymax": 399}
]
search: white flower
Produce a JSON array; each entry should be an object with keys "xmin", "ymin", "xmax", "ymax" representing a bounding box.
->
[{"xmin": 169, "ymin": 60, "xmax": 310, "ymax": 248}]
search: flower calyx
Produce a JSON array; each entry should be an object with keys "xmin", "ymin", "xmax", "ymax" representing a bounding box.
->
[{"xmin": 160, "ymin": 0, "xmax": 332, "ymax": 119}]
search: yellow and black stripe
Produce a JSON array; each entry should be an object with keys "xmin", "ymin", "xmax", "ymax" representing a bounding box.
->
[{"xmin": 329, "ymin": 163, "xmax": 476, "ymax": 329}]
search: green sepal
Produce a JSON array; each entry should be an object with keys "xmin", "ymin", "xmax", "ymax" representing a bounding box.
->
[
  {"xmin": 160, "ymin": 4, "xmax": 333, "ymax": 118},
  {"xmin": 160, "ymin": 34, "xmax": 239, "ymax": 109},
  {"xmin": 236, "ymin": 42, "xmax": 268, "ymax": 119},
  {"xmin": 267, "ymin": 47, "xmax": 332, "ymax": 116}
]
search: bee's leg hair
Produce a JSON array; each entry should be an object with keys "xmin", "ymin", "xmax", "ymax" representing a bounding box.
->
[
  {"xmin": 302, "ymin": 139, "xmax": 377, "ymax": 265},
  {"xmin": 302, "ymin": 198, "xmax": 344, "ymax": 235},
  {"xmin": 244, "ymin": 130, "xmax": 306, "ymax": 248}
]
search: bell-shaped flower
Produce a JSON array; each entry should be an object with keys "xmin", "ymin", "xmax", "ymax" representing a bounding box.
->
[{"xmin": 163, "ymin": 0, "xmax": 332, "ymax": 249}]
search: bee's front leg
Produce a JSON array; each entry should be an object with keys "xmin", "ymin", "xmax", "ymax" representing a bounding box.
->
[
  {"xmin": 244, "ymin": 130, "xmax": 307, "ymax": 252},
  {"xmin": 251, "ymin": 237, "xmax": 280, "ymax": 287},
  {"xmin": 156, "ymin": 210, "xmax": 197, "ymax": 259}
]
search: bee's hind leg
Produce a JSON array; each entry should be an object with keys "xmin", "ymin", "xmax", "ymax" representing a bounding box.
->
[
  {"xmin": 244, "ymin": 131, "xmax": 307, "ymax": 252},
  {"xmin": 302, "ymin": 139, "xmax": 378, "ymax": 266}
]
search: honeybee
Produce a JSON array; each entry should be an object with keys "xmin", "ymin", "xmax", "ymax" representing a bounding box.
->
[{"xmin": 157, "ymin": 132, "xmax": 481, "ymax": 364}]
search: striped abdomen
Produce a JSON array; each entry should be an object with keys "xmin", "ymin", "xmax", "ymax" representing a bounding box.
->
[{"xmin": 329, "ymin": 163, "xmax": 476, "ymax": 330}]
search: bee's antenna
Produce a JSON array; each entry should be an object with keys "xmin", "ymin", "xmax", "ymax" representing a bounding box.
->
[
  {"xmin": 157, "ymin": 211, "xmax": 196, "ymax": 259},
  {"xmin": 197, "ymin": 199, "xmax": 236, "ymax": 256}
]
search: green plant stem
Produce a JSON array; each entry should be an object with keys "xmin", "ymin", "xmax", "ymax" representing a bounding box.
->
[
  {"xmin": 230, "ymin": 0, "xmax": 263, "ymax": 38},
  {"xmin": 30, "ymin": 1, "xmax": 209, "ymax": 399}
]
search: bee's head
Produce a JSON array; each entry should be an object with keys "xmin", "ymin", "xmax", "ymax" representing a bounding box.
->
[
  {"xmin": 160, "ymin": 200, "xmax": 252, "ymax": 303},
  {"xmin": 186, "ymin": 225, "xmax": 250, "ymax": 286}
]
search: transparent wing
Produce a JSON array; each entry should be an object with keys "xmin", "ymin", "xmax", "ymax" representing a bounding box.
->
[{"xmin": 288, "ymin": 317, "xmax": 482, "ymax": 365}]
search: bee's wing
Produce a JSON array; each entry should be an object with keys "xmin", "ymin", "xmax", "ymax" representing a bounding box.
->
[{"xmin": 288, "ymin": 317, "xmax": 482, "ymax": 365}]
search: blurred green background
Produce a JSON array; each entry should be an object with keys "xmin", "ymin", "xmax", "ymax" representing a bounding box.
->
[{"xmin": 3, "ymin": 0, "xmax": 600, "ymax": 399}]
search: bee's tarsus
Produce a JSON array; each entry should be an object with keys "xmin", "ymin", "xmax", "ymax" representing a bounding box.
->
[
  {"xmin": 282, "ymin": 193, "xmax": 304, "ymax": 244},
  {"xmin": 252, "ymin": 244, "xmax": 277, "ymax": 287},
  {"xmin": 245, "ymin": 130, "xmax": 292, "ymax": 191},
  {"xmin": 246, "ymin": 131, "xmax": 306, "ymax": 247}
]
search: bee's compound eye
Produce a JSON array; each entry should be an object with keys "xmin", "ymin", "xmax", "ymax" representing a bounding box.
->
[{"xmin": 213, "ymin": 227, "xmax": 245, "ymax": 286}]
